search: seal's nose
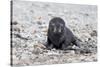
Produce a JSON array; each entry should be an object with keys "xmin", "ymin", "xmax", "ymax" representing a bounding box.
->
[{"xmin": 53, "ymin": 27, "xmax": 57, "ymax": 33}]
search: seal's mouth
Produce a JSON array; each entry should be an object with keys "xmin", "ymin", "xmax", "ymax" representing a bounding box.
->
[{"xmin": 51, "ymin": 37, "xmax": 61, "ymax": 45}]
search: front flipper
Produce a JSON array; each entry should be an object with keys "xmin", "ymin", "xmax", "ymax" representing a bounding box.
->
[
  {"xmin": 46, "ymin": 44, "xmax": 54, "ymax": 50},
  {"xmin": 61, "ymin": 41, "xmax": 73, "ymax": 50},
  {"xmin": 46, "ymin": 38, "xmax": 54, "ymax": 50}
]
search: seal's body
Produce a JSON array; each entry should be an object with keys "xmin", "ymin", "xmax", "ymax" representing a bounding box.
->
[{"xmin": 46, "ymin": 17, "xmax": 79, "ymax": 50}]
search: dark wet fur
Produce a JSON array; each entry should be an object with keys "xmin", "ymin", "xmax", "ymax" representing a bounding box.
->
[{"xmin": 46, "ymin": 17, "xmax": 80, "ymax": 50}]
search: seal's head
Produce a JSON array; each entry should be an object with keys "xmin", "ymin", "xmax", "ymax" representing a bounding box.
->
[{"xmin": 49, "ymin": 17, "xmax": 65, "ymax": 35}]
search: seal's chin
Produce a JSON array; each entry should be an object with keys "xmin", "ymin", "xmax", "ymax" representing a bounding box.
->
[{"xmin": 53, "ymin": 42, "xmax": 62, "ymax": 49}]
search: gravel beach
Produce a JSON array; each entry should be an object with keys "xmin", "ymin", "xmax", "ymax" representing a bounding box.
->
[{"xmin": 11, "ymin": 0, "xmax": 97, "ymax": 66}]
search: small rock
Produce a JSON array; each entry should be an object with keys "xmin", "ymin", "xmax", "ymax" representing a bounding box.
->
[
  {"xmin": 84, "ymin": 13, "xmax": 89, "ymax": 16},
  {"xmin": 14, "ymin": 34, "xmax": 29, "ymax": 40},
  {"xmin": 90, "ymin": 30, "xmax": 97, "ymax": 37},
  {"xmin": 88, "ymin": 38, "xmax": 91, "ymax": 41},
  {"xmin": 13, "ymin": 27, "xmax": 20, "ymax": 32},
  {"xmin": 37, "ymin": 21, "xmax": 42, "ymax": 25},
  {"xmin": 85, "ymin": 24, "xmax": 89, "ymax": 26},
  {"xmin": 32, "ymin": 47, "xmax": 43, "ymax": 54},
  {"xmin": 30, "ymin": 10, "xmax": 34, "ymax": 13},
  {"xmin": 12, "ymin": 21, "xmax": 18, "ymax": 25},
  {"xmin": 33, "ymin": 44, "xmax": 46, "ymax": 49}
]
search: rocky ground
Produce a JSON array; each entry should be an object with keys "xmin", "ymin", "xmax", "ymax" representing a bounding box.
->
[{"xmin": 11, "ymin": 0, "xmax": 97, "ymax": 66}]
